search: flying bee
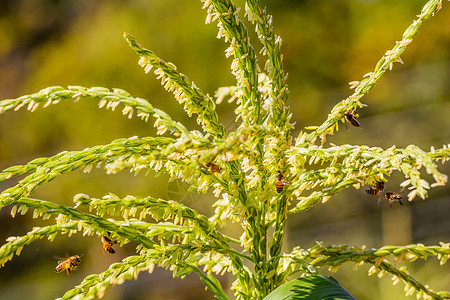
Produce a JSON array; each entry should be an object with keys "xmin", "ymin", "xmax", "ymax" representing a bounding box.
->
[
  {"xmin": 375, "ymin": 180, "xmax": 385, "ymax": 192},
  {"xmin": 366, "ymin": 180, "xmax": 385, "ymax": 203},
  {"xmin": 365, "ymin": 188, "xmax": 380, "ymax": 196},
  {"xmin": 55, "ymin": 255, "xmax": 82, "ymax": 276},
  {"xmin": 344, "ymin": 110, "xmax": 360, "ymax": 129},
  {"xmin": 385, "ymin": 192, "xmax": 403, "ymax": 207},
  {"xmin": 101, "ymin": 235, "xmax": 117, "ymax": 254},
  {"xmin": 275, "ymin": 171, "xmax": 286, "ymax": 193},
  {"xmin": 206, "ymin": 162, "xmax": 221, "ymax": 174}
]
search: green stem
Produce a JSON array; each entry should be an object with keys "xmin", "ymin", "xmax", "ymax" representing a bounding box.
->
[{"xmin": 188, "ymin": 265, "xmax": 230, "ymax": 300}]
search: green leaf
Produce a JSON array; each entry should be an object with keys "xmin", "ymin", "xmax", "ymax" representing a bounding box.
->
[
  {"xmin": 263, "ymin": 275, "xmax": 356, "ymax": 300},
  {"xmin": 199, "ymin": 274, "xmax": 229, "ymax": 300}
]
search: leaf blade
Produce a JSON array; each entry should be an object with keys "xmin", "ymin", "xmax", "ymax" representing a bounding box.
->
[{"xmin": 263, "ymin": 275, "xmax": 356, "ymax": 300}]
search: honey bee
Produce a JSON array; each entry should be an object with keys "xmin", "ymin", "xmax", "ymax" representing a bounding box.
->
[
  {"xmin": 206, "ymin": 162, "xmax": 221, "ymax": 174},
  {"xmin": 365, "ymin": 188, "xmax": 380, "ymax": 196},
  {"xmin": 344, "ymin": 110, "xmax": 360, "ymax": 129},
  {"xmin": 365, "ymin": 180, "xmax": 385, "ymax": 199},
  {"xmin": 275, "ymin": 171, "xmax": 286, "ymax": 193},
  {"xmin": 385, "ymin": 192, "xmax": 403, "ymax": 207},
  {"xmin": 55, "ymin": 255, "xmax": 82, "ymax": 276},
  {"xmin": 101, "ymin": 235, "xmax": 117, "ymax": 254}
]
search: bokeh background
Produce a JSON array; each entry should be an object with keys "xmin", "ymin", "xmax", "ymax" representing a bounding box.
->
[{"xmin": 0, "ymin": 0, "xmax": 449, "ymax": 299}]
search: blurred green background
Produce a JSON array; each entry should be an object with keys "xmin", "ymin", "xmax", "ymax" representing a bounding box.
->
[{"xmin": 0, "ymin": 0, "xmax": 449, "ymax": 299}]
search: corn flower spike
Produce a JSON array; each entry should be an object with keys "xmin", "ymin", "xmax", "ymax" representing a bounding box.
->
[
  {"xmin": 124, "ymin": 33, "xmax": 225, "ymax": 138},
  {"xmin": 0, "ymin": 0, "xmax": 448, "ymax": 299},
  {"xmin": 201, "ymin": 0, "xmax": 263, "ymax": 128},
  {"xmin": 0, "ymin": 136, "xmax": 176, "ymax": 199},
  {"xmin": 73, "ymin": 194, "xmax": 248, "ymax": 260},
  {"xmin": 304, "ymin": 0, "xmax": 445, "ymax": 144},
  {"xmin": 0, "ymin": 222, "xmax": 79, "ymax": 267},
  {"xmin": 244, "ymin": 0, "xmax": 291, "ymax": 131},
  {"xmin": 286, "ymin": 243, "xmax": 450, "ymax": 300},
  {"xmin": 57, "ymin": 248, "xmax": 231, "ymax": 300},
  {"xmin": 0, "ymin": 86, "xmax": 191, "ymax": 138},
  {"xmin": 286, "ymin": 144, "xmax": 448, "ymax": 213},
  {"xmin": 3, "ymin": 197, "xmax": 156, "ymax": 249}
]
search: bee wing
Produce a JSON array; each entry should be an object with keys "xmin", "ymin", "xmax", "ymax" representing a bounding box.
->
[
  {"xmin": 105, "ymin": 234, "xmax": 118, "ymax": 245},
  {"xmin": 54, "ymin": 255, "xmax": 69, "ymax": 263},
  {"xmin": 352, "ymin": 120, "xmax": 362, "ymax": 129},
  {"xmin": 376, "ymin": 193, "xmax": 382, "ymax": 205}
]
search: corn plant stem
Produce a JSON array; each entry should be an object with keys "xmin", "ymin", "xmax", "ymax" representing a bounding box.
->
[
  {"xmin": 253, "ymin": 151, "xmax": 270, "ymax": 296},
  {"xmin": 233, "ymin": 128, "xmax": 270, "ymax": 297},
  {"xmin": 242, "ymin": 4, "xmax": 292, "ymax": 286},
  {"xmin": 252, "ymin": 210, "xmax": 269, "ymax": 298},
  {"xmin": 259, "ymin": 184, "xmax": 270, "ymax": 294},
  {"xmin": 201, "ymin": 3, "xmax": 268, "ymax": 293},
  {"xmin": 267, "ymin": 193, "xmax": 288, "ymax": 290},
  {"xmin": 225, "ymin": 161, "xmax": 266, "ymax": 298},
  {"xmin": 241, "ymin": 206, "xmax": 264, "ymax": 298},
  {"xmin": 305, "ymin": 0, "xmax": 445, "ymax": 144}
]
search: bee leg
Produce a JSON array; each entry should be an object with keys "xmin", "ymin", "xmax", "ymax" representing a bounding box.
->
[{"xmin": 399, "ymin": 199, "xmax": 403, "ymax": 205}]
